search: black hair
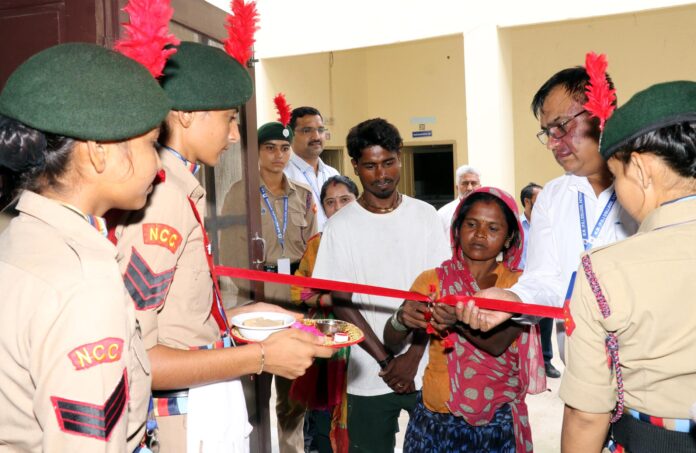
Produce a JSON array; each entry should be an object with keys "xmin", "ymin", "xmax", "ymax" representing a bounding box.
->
[
  {"xmin": 0, "ymin": 115, "xmax": 75, "ymax": 200},
  {"xmin": 452, "ymin": 192, "xmax": 520, "ymax": 253},
  {"xmin": 531, "ymin": 67, "xmax": 616, "ymax": 142},
  {"xmin": 520, "ymin": 182, "xmax": 542, "ymax": 205},
  {"xmin": 346, "ymin": 118, "xmax": 402, "ymax": 160},
  {"xmin": 289, "ymin": 106, "xmax": 323, "ymax": 131},
  {"xmin": 320, "ymin": 175, "xmax": 359, "ymax": 204},
  {"xmin": 612, "ymin": 121, "xmax": 696, "ymax": 179}
]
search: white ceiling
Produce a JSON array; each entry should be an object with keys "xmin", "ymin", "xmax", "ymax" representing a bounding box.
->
[{"xmin": 205, "ymin": 0, "xmax": 695, "ymax": 58}]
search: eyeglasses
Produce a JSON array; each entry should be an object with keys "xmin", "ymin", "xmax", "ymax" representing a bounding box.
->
[
  {"xmin": 535, "ymin": 110, "xmax": 587, "ymax": 145},
  {"xmin": 295, "ymin": 127, "xmax": 327, "ymax": 135}
]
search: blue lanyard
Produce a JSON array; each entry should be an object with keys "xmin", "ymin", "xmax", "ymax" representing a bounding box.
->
[
  {"xmin": 260, "ymin": 186, "xmax": 288, "ymax": 250},
  {"xmin": 292, "ymin": 161, "xmax": 321, "ymax": 202},
  {"xmin": 578, "ymin": 190, "xmax": 617, "ymax": 251},
  {"xmin": 161, "ymin": 145, "xmax": 200, "ymax": 175}
]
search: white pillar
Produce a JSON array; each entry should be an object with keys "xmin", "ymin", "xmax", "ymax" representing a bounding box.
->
[{"xmin": 463, "ymin": 25, "xmax": 515, "ymax": 194}]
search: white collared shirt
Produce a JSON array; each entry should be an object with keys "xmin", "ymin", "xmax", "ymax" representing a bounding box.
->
[
  {"xmin": 511, "ymin": 174, "xmax": 638, "ymax": 307},
  {"xmin": 284, "ymin": 152, "xmax": 339, "ymax": 231},
  {"xmin": 519, "ymin": 213, "xmax": 531, "ymax": 270},
  {"xmin": 437, "ymin": 197, "xmax": 461, "ymax": 236}
]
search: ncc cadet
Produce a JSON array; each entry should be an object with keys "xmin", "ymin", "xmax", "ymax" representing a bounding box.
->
[
  {"xmin": 560, "ymin": 81, "xmax": 696, "ymax": 452},
  {"xmin": 110, "ymin": 42, "xmax": 332, "ymax": 452},
  {"xmin": 0, "ymin": 43, "xmax": 169, "ymax": 451},
  {"xmin": 221, "ymin": 118, "xmax": 317, "ymax": 452}
]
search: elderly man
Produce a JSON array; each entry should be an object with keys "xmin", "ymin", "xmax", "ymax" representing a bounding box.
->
[{"xmin": 437, "ymin": 165, "xmax": 481, "ymax": 234}]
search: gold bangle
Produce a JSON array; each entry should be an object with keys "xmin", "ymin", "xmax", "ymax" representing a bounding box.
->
[{"xmin": 257, "ymin": 343, "xmax": 265, "ymax": 375}]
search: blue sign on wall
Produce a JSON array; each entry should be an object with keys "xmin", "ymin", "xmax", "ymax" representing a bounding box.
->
[{"xmin": 412, "ymin": 130, "xmax": 433, "ymax": 138}]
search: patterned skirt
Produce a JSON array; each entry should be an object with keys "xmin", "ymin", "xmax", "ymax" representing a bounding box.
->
[{"xmin": 404, "ymin": 397, "xmax": 515, "ymax": 453}]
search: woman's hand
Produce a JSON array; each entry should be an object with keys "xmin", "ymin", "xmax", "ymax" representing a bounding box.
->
[
  {"xmin": 400, "ymin": 300, "xmax": 429, "ymax": 329},
  {"xmin": 431, "ymin": 303, "xmax": 457, "ymax": 332},
  {"xmin": 261, "ymin": 329, "xmax": 333, "ymax": 379}
]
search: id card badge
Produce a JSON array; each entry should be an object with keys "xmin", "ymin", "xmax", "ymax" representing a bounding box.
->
[{"xmin": 277, "ymin": 257, "xmax": 291, "ymax": 275}]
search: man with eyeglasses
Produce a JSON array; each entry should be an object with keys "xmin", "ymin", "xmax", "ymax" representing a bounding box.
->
[
  {"xmin": 284, "ymin": 107, "xmax": 340, "ymax": 231},
  {"xmin": 458, "ymin": 66, "xmax": 637, "ymax": 361}
]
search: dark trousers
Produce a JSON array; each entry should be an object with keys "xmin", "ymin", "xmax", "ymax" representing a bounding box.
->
[
  {"xmin": 347, "ymin": 391, "xmax": 418, "ymax": 453},
  {"xmin": 539, "ymin": 317, "xmax": 554, "ymax": 364}
]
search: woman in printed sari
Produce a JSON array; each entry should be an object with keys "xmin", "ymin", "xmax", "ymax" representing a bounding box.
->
[{"xmin": 384, "ymin": 186, "xmax": 545, "ymax": 453}]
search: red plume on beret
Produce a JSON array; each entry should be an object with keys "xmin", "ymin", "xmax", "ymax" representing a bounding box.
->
[
  {"xmin": 224, "ymin": 0, "xmax": 260, "ymax": 67},
  {"xmin": 274, "ymin": 93, "xmax": 292, "ymax": 127},
  {"xmin": 114, "ymin": 0, "xmax": 180, "ymax": 78},
  {"xmin": 583, "ymin": 52, "xmax": 616, "ymax": 131}
]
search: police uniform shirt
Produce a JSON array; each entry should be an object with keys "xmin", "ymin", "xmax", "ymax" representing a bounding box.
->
[
  {"xmin": 560, "ymin": 197, "xmax": 696, "ymax": 419},
  {"xmin": 0, "ymin": 191, "xmax": 150, "ymax": 452},
  {"xmin": 113, "ymin": 151, "xmax": 219, "ymax": 350}
]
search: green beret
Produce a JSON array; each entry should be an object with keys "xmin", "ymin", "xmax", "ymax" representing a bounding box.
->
[
  {"xmin": 161, "ymin": 42, "xmax": 253, "ymax": 111},
  {"xmin": 0, "ymin": 43, "xmax": 170, "ymax": 141},
  {"xmin": 257, "ymin": 122, "xmax": 293, "ymax": 145},
  {"xmin": 601, "ymin": 81, "xmax": 696, "ymax": 159}
]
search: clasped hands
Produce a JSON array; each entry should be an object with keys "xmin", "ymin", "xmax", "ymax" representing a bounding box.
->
[{"xmin": 399, "ymin": 287, "xmax": 520, "ymax": 334}]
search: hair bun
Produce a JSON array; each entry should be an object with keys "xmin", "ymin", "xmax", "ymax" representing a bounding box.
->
[{"xmin": 0, "ymin": 115, "xmax": 47, "ymax": 172}]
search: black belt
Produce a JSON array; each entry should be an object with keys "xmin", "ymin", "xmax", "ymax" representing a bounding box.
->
[
  {"xmin": 612, "ymin": 412, "xmax": 696, "ymax": 453},
  {"xmin": 263, "ymin": 261, "xmax": 300, "ymax": 275},
  {"xmin": 152, "ymin": 388, "xmax": 189, "ymax": 399}
]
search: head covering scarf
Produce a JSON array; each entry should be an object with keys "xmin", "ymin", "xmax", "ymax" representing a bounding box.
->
[{"xmin": 435, "ymin": 187, "xmax": 544, "ymax": 453}]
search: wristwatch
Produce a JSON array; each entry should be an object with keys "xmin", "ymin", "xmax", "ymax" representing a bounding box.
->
[{"xmin": 377, "ymin": 354, "xmax": 394, "ymax": 370}]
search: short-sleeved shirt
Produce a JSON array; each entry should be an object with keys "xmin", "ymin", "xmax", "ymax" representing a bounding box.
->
[
  {"xmin": 112, "ymin": 151, "xmax": 220, "ymax": 350},
  {"xmin": 312, "ymin": 196, "xmax": 451, "ymax": 396},
  {"xmin": 0, "ymin": 191, "xmax": 150, "ymax": 452},
  {"xmin": 560, "ymin": 197, "xmax": 696, "ymax": 418},
  {"xmin": 220, "ymin": 175, "xmax": 317, "ymax": 305}
]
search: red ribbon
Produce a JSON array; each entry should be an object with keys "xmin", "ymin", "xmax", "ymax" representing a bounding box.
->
[{"xmin": 216, "ymin": 266, "xmax": 565, "ymax": 320}]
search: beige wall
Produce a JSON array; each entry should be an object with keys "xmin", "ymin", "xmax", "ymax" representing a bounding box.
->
[
  {"xmin": 508, "ymin": 3, "xmax": 696, "ymax": 202},
  {"xmin": 258, "ymin": 4, "xmax": 696, "ymax": 205},
  {"xmin": 258, "ymin": 35, "xmax": 468, "ymax": 194}
]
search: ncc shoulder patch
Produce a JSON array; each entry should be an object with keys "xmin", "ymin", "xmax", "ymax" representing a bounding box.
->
[
  {"xmin": 68, "ymin": 338, "xmax": 124, "ymax": 371},
  {"xmin": 123, "ymin": 247, "xmax": 175, "ymax": 311},
  {"xmin": 51, "ymin": 369, "xmax": 128, "ymax": 441},
  {"xmin": 142, "ymin": 223, "xmax": 182, "ymax": 254}
]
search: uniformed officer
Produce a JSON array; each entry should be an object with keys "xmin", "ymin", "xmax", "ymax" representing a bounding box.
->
[
  {"xmin": 111, "ymin": 42, "xmax": 332, "ymax": 452},
  {"xmin": 0, "ymin": 43, "xmax": 170, "ymax": 452},
  {"xmin": 221, "ymin": 120, "xmax": 317, "ymax": 302},
  {"xmin": 560, "ymin": 81, "xmax": 696, "ymax": 452},
  {"xmin": 221, "ymin": 119, "xmax": 318, "ymax": 452}
]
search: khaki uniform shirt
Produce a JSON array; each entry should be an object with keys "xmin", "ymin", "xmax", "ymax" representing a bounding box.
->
[
  {"xmin": 220, "ymin": 175, "xmax": 317, "ymax": 305},
  {"xmin": 560, "ymin": 197, "xmax": 696, "ymax": 419},
  {"xmin": 113, "ymin": 151, "xmax": 219, "ymax": 350},
  {"xmin": 0, "ymin": 191, "xmax": 150, "ymax": 452}
]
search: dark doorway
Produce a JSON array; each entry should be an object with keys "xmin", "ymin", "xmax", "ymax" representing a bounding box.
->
[{"xmin": 399, "ymin": 144, "xmax": 454, "ymax": 209}]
